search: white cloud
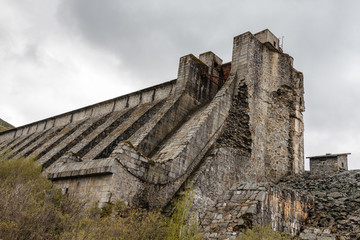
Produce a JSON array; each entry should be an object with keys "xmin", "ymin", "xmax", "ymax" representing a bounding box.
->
[{"xmin": 0, "ymin": 0, "xmax": 137, "ymax": 126}]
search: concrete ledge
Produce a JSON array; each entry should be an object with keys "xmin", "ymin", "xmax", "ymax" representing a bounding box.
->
[{"xmin": 46, "ymin": 158, "xmax": 117, "ymax": 179}]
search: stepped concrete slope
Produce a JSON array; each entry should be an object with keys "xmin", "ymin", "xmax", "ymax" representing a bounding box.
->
[{"xmin": 0, "ymin": 29, "xmax": 316, "ymax": 238}]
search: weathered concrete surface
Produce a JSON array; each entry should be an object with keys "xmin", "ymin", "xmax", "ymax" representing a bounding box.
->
[
  {"xmin": 47, "ymin": 156, "xmax": 143, "ymax": 208},
  {"xmin": 0, "ymin": 29, "xmax": 311, "ymax": 237}
]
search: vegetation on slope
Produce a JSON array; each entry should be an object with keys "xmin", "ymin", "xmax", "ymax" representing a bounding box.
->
[
  {"xmin": 0, "ymin": 153, "xmax": 295, "ymax": 239},
  {"xmin": 0, "ymin": 154, "xmax": 201, "ymax": 240},
  {"xmin": 0, "ymin": 118, "xmax": 14, "ymax": 132},
  {"xmin": 0, "ymin": 155, "xmax": 83, "ymax": 239}
]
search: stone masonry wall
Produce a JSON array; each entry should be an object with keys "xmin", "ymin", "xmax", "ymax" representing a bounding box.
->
[
  {"xmin": 193, "ymin": 182, "xmax": 313, "ymax": 239},
  {"xmin": 215, "ymin": 31, "xmax": 305, "ymax": 183}
]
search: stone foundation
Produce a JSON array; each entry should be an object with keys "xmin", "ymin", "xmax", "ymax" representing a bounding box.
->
[{"xmin": 194, "ymin": 182, "xmax": 314, "ymax": 239}]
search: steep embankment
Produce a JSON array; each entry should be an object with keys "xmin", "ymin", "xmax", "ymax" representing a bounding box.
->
[
  {"xmin": 0, "ymin": 118, "xmax": 14, "ymax": 132},
  {"xmin": 279, "ymin": 170, "xmax": 360, "ymax": 239}
]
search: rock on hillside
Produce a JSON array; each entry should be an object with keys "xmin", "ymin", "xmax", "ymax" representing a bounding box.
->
[
  {"xmin": 0, "ymin": 118, "xmax": 14, "ymax": 132},
  {"xmin": 279, "ymin": 170, "xmax": 360, "ymax": 239}
]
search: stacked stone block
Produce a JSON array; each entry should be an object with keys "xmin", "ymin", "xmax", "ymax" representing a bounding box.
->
[{"xmin": 195, "ymin": 182, "xmax": 313, "ymax": 239}]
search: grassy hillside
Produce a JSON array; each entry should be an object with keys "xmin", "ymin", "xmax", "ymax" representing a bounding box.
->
[{"xmin": 0, "ymin": 118, "xmax": 14, "ymax": 132}]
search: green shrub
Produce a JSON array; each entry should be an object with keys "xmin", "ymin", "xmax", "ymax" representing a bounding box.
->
[
  {"xmin": 0, "ymin": 156, "xmax": 83, "ymax": 240},
  {"xmin": 237, "ymin": 225, "xmax": 294, "ymax": 240},
  {"xmin": 165, "ymin": 189, "xmax": 201, "ymax": 240},
  {"xmin": 60, "ymin": 208, "xmax": 168, "ymax": 240},
  {"xmin": 0, "ymin": 154, "xmax": 202, "ymax": 240},
  {"xmin": 63, "ymin": 189, "xmax": 201, "ymax": 240}
]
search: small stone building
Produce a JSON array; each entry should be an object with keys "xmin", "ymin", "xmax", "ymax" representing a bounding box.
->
[{"xmin": 307, "ymin": 153, "xmax": 350, "ymax": 175}]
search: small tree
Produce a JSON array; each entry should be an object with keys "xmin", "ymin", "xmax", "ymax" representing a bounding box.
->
[
  {"xmin": 165, "ymin": 189, "xmax": 202, "ymax": 240},
  {"xmin": 0, "ymin": 156, "xmax": 83, "ymax": 240}
]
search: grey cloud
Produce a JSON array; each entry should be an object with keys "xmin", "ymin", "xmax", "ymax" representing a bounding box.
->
[
  {"xmin": 57, "ymin": 0, "xmax": 212, "ymax": 84},
  {"xmin": 1, "ymin": 0, "xmax": 359, "ymax": 168}
]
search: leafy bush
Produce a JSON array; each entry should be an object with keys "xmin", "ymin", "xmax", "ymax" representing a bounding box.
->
[
  {"xmin": 60, "ymin": 208, "xmax": 168, "ymax": 240},
  {"xmin": 0, "ymin": 156, "xmax": 83, "ymax": 240},
  {"xmin": 237, "ymin": 225, "xmax": 294, "ymax": 240},
  {"xmin": 0, "ymin": 154, "xmax": 201, "ymax": 240},
  {"xmin": 165, "ymin": 189, "xmax": 201, "ymax": 240},
  {"xmin": 62, "ymin": 190, "xmax": 201, "ymax": 240}
]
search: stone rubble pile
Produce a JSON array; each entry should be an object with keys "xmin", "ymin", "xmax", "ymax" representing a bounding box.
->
[
  {"xmin": 299, "ymin": 227, "xmax": 335, "ymax": 240},
  {"xmin": 279, "ymin": 170, "xmax": 360, "ymax": 239}
]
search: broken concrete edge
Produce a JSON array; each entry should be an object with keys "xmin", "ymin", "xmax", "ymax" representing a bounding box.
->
[{"xmin": 46, "ymin": 158, "xmax": 117, "ymax": 179}]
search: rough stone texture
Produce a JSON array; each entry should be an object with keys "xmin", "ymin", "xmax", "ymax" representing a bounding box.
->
[
  {"xmin": 299, "ymin": 228, "xmax": 336, "ymax": 240},
  {"xmin": 213, "ymin": 31, "xmax": 304, "ymax": 183},
  {"xmin": 0, "ymin": 29, "xmax": 312, "ymax": 237},
  {"xmin": 193, "ymin": 182, "xmax": 313, "ymax": 239},
  {"xmin": 279, "ymin": 170, "xmax": 360, "ymax": 239}
]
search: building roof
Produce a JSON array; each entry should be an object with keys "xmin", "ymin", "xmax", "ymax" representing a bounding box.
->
[{"xmin": 306, "ymin": 153, "xmax": 351, "ymax": 159}]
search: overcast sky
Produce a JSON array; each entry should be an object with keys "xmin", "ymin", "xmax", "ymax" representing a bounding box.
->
[{"xmin": 1, "ymin": 0, "xmax": 359, "ymax": 169}]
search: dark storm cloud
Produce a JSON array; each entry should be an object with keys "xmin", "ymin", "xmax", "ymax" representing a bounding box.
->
[{"xmin": 57, "ymin": 1, "xmax": 360, "ymax": 122}]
